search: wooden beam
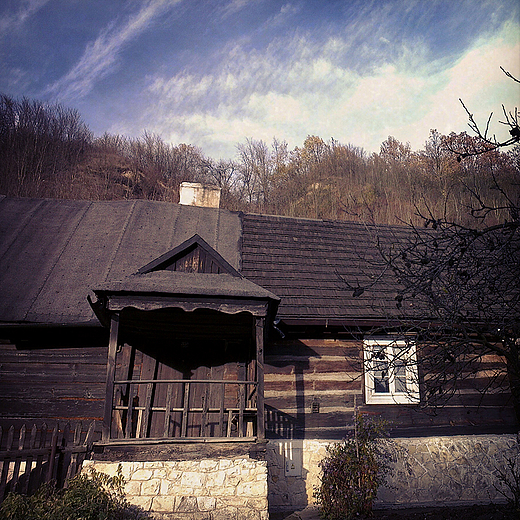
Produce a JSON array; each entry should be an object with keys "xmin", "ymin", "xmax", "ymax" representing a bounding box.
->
[
  {"xmin": 226, "ymin": 409, "xmax": 233, "ymax": 437},
  {"xmin": 201, "ymin": 387, "xmax": 209, "ymax": 437},
  {"xmin": 107, "ymin": 295, "xmax": 269, "ymax": 316},
  {"xmin": 163, "ymin": 384, "xmax": 173, "ymax": 437},
  {"xmin": 238, "ymin": 381, "xmax": 245, "ymax": 437},
  {"xmin": 125, "ymin": 387, "xmax": 135, "ymax": 439},
  {"xmin": 218, "ymin": 383, "xmax": 225, "ymax": 437},
  {"xmin": 181, "ymin": 382, "xmax": 190, "ymax": 437},
  {"xmin": 114, "ymin": 379, "xmax": 257, "ymax": 385},
  {"xmin": 102, "ymin": 314, "xmax": 119, "ymax": 441},
  {"xmin": 141, "ymin": 383, "xmax": 154, "ymax": 438},
  {"xmin": 256, "ymin": 317, "xmax": 265, "ymax": 439},
  {"xmin": 121, "ymin": 344, "xmax": 135, "ymax": 439},
  {"xmin": 113, "ymin": 387, "xmax": 124, "ymax": 438},
  {"xmin": 92, "ymin": 439, "xmax": 266, "ymax": 463},
  {"xmin": 140, "ymin": 356, "xmax": 158, "ymax": 438}
]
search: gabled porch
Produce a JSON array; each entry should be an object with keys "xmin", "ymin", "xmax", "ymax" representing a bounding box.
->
[{"xmin": 88, "ymin": 235, "xmax": 280, "ymax": 447}]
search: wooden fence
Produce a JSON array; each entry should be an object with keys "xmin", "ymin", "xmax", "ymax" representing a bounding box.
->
[{"xmin": 0, "ymin": 421, "xmax": 96, "ymax": 503}]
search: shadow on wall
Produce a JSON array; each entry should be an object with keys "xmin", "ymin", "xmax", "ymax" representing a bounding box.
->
[
  {"xmin": 265, "ymin": 340, "xmax": 318, "ymax": 440},
  {"xmin": 264, "ymin": 341, "xmax": 317, "ymax": 514},
  {"xmin": 266, "ymin": 438, "xmax": 309, "ymax": 514}
]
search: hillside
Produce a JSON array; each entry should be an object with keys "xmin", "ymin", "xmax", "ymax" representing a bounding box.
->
[{"xmin": 1, "ymin": 95, "xmax": 518, "ymax": 228}]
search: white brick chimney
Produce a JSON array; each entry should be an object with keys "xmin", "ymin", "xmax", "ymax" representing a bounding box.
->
[{"xmin": 179, "ymin": 182, "xmax": 221, "ymax": 208}]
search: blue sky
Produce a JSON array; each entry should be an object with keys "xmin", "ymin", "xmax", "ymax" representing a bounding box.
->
[{"xmin": 1, "ymin": 0, "xmax": 519, "ymax": 159}]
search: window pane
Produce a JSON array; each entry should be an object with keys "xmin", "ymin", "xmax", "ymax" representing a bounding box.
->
[
  {"xmin": 373, "ymin": 348, "xmax": 389, "ymax": 393},
  {"xmin": 374, "ymin": 367, "xmax": 389, "ymax": 392},
  {"xmin": 395, "ymin": 359, "xmax": 407, "ymax": 393}
]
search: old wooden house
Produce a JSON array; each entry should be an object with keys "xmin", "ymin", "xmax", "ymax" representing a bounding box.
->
[{"xmin": 0, "ymin": 187, "xmax": 517, "ymax": 518}]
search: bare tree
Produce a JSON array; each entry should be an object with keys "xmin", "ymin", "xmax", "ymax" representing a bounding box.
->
[
  {"xmin": 361, "ymin": 71, "xmax": 520, "ymax": 422},
  {"xmin": 372, "ymin": 212, "xmax": 520, "ymax": 420},
  {"xmin": 449, "ymin": 67, "xmax": 520, "ymax": 159},
  {"xmin": 0, "ymin": 95, "xmax": 92, "ymax": 197}
]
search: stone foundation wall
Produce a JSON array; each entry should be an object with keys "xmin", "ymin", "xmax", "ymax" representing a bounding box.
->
[
  {"xmin": 83, "ymin": 458, "xmax": 268, "ymax": 520},
  {"xmin": 266, "ymin": 439, "xmax": 323, "ymax": 513},
  {"xmin": 266, "ymin": 434, "xmax": 519, "ymax": 514},
  {"xmin": 379, "ymin": 434, "xmax": 519, "ymax": 507}
]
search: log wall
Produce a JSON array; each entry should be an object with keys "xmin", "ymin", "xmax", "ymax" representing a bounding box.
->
[
  {"xmin": 264, "ymin": 338, "xmax": 518, "ymax": 438},
  {"xmin": 0, "ymin": 339, "xmax": 106, "ymax": 432},
  {"xmin": 0, "ymin": 335, "xmax": 517, "ymax": 440}
]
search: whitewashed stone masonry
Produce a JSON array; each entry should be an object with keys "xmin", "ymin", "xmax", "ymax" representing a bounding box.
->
[
  {"xmin": 266, "ymin": 434, "xmax": 519, "ymax": 514},
  {"xmin": 83, "ymin": 457, "xmax": 268, "ymax": 520}
]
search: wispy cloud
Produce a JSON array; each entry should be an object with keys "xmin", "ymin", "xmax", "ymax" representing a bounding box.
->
[
  {"xmin": 220, "ymin": 0, "xmax": 263, "ymax": 20},
  {"xmin": 265, "ymin": 3, "xmax": 300, "ymax": 26},
  {"xmin": 44, "ymin": 0, "xmax": 181, "ymax": 102},
  {"xmin": 412, "ymin": 21, "xmax": 520, "ymax": 145},
  {"xmin": 0, "ymin": 0, "xmax": 51, "ymax": 37},
  {"xmin": 138, "ymin": 15, "xmax": 519, "ymax": 158}
]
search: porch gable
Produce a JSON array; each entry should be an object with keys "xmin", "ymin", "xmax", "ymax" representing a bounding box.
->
[{"xmin": 137, "ymin": 234, "xmax": 240, "ymax": 276}]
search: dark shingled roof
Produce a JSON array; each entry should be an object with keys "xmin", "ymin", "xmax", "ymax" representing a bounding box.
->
[
  {"xmin": 0, "ymin": 196, "xmax": 412, "ymax": 327},
  {"xmin": 0, "ymin": 196, "xmax": 241, "ymax": 325},
  {"xmin": 240, "ymin": 213, "xmax": 410, "ymax": 324}
]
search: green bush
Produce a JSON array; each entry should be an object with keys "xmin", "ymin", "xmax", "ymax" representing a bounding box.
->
[
  {"xmin": 0, "ymin": 466, "xmax": 152, "ymax": 520},
  {"xmin": 314, "ymin": 412, "xmax": 392, "ymax": 520}
]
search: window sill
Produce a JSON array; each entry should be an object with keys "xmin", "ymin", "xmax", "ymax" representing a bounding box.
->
[{"xmin": 365, "ymin": 393, "xmax": 420, "ymax": 405}]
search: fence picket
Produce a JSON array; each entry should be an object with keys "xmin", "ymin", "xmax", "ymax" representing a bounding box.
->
[
  {"xmin": 56, "ymin": 423, "xmax": 71, "ymax": 488},
  {"xmin": 84, "ymin": 421, "xmax": 95, "ymax": 449},
  {"xmin": 0, "ymin": 426, "xmax": 15, "ymax": 500},
  {"xmin": 0, "ymin": 458, "xmax": 8, "ymax": 502},
  {"xmin": 32, "ymin": 422, "xmax": 47, "ymax": 491},
  {"xmin": 0, "ymin": 421, "xmax": 98, "ymax": 504},
  {"xmin": 10, "ymin": 424, "xmax": 26, "ymax": 492},
  {"xmin": 20, "ymin": 424, "xmax": 37, "ymax": 495},
  {"xmin": 64, "ymin": 422, "xmax": 81, "ymax": 485},
  {"xmin": 46, "ymin": 424, "xmax": 58, "ymax": 483},
  {"xmin": 6, "ymin": 426, "xmax": 14, "ymax": 450}
]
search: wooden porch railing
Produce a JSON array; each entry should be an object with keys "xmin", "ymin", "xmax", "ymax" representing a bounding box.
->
[
  {"xmin": 0, "ymin": 421, "xmax": 96, "ymax": 503},
  {"xmin": 108, "ymin": 379, "xmax": 258, "ymax": 441}
]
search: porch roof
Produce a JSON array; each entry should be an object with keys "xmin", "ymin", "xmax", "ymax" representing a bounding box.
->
[
  {"xmin": 90, "ymin": 271, "xmax": 280, "ymax": 321},
  {"xmin": 94, "ymin": 271, "xmax": 280, "ymax": 301}
]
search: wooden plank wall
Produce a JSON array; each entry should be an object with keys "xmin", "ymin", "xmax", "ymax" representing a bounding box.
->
[
  {"xmin": 0, "ymin": 339, "xmax": 106, "ymax": 432},
  {"xmin": 1, "ymin": 334, "xmax": 515, "ymax": 442},
  {"xmin": 265, "ymin": 338, "xmax": 361, "ymax": 439},
  {"xmin": 164, "ymin": 245, "xmax": 225, "ymax": 274},
  {"xmin": 264, "ymin": 338, "xmax": 518, "ymax": 439}
]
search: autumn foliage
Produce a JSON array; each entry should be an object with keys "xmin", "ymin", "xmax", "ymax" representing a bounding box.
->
[{"xmin": 1, "ymin": 94, "xmax": 518, "ymax": 228}]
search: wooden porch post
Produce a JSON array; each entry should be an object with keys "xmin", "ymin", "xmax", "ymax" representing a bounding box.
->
[
  {"xmin": 102, "ymin": 314, "xmax": 119, "ymax": 441},
  {"xmin": 255, "ymin": 317, "xmax": 265, "ymax": 439}
]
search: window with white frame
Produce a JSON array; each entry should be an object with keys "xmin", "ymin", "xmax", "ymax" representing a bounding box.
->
[{"xmin": 364, "ymin": 337, "xmax": 420, "ymax": 404}]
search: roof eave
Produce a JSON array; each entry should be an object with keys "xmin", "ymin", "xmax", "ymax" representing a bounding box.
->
[{"xmin": 88, "ymin": 290, "xmax": 280, "ymax": 328}]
